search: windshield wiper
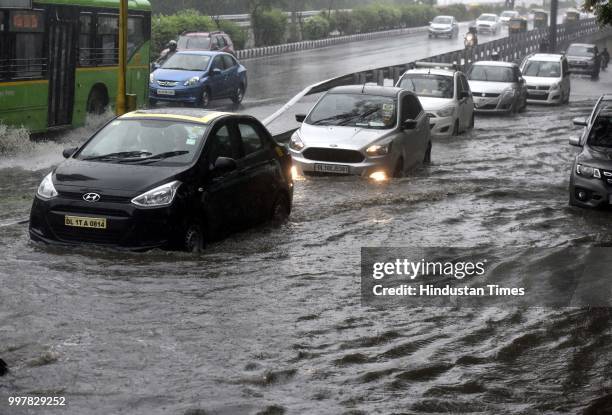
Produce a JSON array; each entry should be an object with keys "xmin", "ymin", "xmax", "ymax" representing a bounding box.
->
[
  {"xmin": 311, "ymin": 112, "xmax": 356, "ymax": 125},
  {"xmin": 126, "ymin": 150, "xmax": 190, "ymax": 163},
  {"xmin": 83, "ymin": 151, "xmax": 153, "ymax": 161},
  {"xmin": 337, "ymin": 108, "xmax": 381, "ymax": 126}
]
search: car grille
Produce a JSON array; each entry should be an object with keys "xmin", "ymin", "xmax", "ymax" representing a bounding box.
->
[
  {"xmin": 528, "ymin": 93, "xmax": 549, "ymax": 100},
  {"xmin": 51, "ymin": 226, "xmax": 126, "ymax": 245},
  {"xmin": 157, "ymin": 80, "xmax": 179, "ymax": 87},
  {"xmin": 527, "ymin": 85, "xmax": 550, "ymax": 91},
  {"xmin": 302, "ymin": 148, "xmax": 364, "ymax": 163},
  {"xmin": 58, "ymin": 191, "xmax": 131, "ymax": 204},
  {"xmin": 476, "ymin": 103, "xmax": 499, "ymax": 110},
  {"xmin": 475, "ymin": 92, "xmax": 500, "ymax": 98}
]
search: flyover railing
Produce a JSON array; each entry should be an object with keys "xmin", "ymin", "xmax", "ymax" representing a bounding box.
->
[{"xmin": 263, "ymin": 18, "xmax": 609, "ymax": 127}]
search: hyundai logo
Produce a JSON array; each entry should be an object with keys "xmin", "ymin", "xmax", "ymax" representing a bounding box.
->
[{"xmin": 83, "ymin": 193, "xmax": 101, "ymax": 202}]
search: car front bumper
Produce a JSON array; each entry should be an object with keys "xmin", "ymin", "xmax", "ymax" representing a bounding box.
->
[
  {"xmin": 289, "ymin": 150, "xmax": 396, "ymax": 178},
  {"xmin": 526, "ymin": 87, "xmax": 563, "ymax": 104},
  {"xmin": 29, "ymin": 195, "xmax": 182, "ymax": 249},
  {"xmin": 568, "ymin": 62, "xmax": 597, "ymax": 74},
  {"xmin": 472, "ymin": 94, "xmax": 514, "ymax": 113},
  {"xmin": 149, "ymin": 84, "xmax": 202, "ymax": 103},
  {"xmin": 429, "ymin": 28, "xmax": 453, "ymax": 36},
  {"xmin": 569, "ymin": 170, "xmax": 612, "ymax": 208}
]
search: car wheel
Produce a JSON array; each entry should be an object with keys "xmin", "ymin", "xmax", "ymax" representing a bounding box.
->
[
  {"xmin": 469, "ymin": 112, "xmax": 475, "ymax": 129},
  {"xmin": 424, "ymin": 141, "xmax": 432, "ymax": 163},
  {"xmin": 231, "ymin": 84, "xmax": 245, "ymax": 104},
  {"xmin": 563, "ymin": 89, "xmax": 571, "ymax": 104},
  {"xmin": 591, "ymin": 69, "xmax": 600, "ymax": 80},
  {"xmin": 271, "ymin": 192, "xmax": 290, "ymax": 224},
  {"xmin": 183, "ymin": 223, "xmax": 205, "ymax": 253},
  {"xmin": 452, "ymin": 119, "xmax": 459, "ymax": 135},
  {"xmin": 393, "ymin": 158, "xmax": 404, "ymax": 178},
  {"xmin": 519, "ymin": 97, "xmax": 527, "ymax": 113},
  {"xmin": 200, "ymin": 88, "xmax": 211, "ymax": 108}
]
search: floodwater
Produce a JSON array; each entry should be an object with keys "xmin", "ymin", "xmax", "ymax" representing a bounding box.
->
[{"xmin": 2, "ymin": 42, "xmax": 612, "ymax": 415}]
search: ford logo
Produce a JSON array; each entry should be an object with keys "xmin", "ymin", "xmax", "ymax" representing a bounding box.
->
[{"xmin": 83, "ymin": 193, "xmax": 101, "ymax": 202}]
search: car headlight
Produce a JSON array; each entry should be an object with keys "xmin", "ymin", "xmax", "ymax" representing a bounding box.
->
[
  {"xmin": 289, "ymin": 131, "xmax": 305, "ymax": 151},
  {"xmin": 184, "ymin": 76, "xmax": 200, "ymax": 86},
  {"xmin": 37, "ymin": 172, "xmax": 58, "ymax": 199},
  {"xmin": 131, "ymin": 180, "xmax": 181, "ymax": 207},
  {"xmin": 150, "ymin": 73, "xmax": 155, "ymax": 83},
  {"xmin": 576, "ymin": 164, "xmax": 601, "ymax": 179},
  {"xmin": 437, "ymin": 105, "xmax": 455, "ymax": 117},
  {"xmin": 366, "ymin": 143, "xmax": 390, "ymax": 156},
  {"xmin": 502, "ymin": 87, "xmax": 517, "ymax": 97}
]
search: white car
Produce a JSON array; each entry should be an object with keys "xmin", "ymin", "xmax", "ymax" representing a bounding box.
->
[
  {"xmin": 500, "ymin": 10, "xmax": 519, "ymax": 25},
  {"xmin": 520, "ymin": 53, "xmax": 571, "ymax": 105},
  {"xmin": 290, "ymin": 85, "xmax": 431, "ymax": 179},
  {"xmin": 396, "ymin": 65, "xmax": 474, "ymax": 137},
  {"xmin": 476, "ymin": 13, "xmax": 500, "ymax": 35}
]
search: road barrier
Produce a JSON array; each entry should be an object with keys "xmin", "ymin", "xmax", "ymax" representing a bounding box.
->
[{"xmin": 263, "ymin": 18, "xmax": 611, "ymax": 127}]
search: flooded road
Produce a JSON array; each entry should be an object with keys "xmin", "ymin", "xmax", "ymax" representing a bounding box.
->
[{"xmin": 3, "ymin": 59, "xmax": 612, "ymax": 415}]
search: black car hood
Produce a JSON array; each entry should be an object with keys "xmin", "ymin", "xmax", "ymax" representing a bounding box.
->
[
  {"xmin": 53, "ymin": 159, "xmax": 189, "ymax": 195},
  {"xmin": 578, "ymin": 147, "xmax": 612, "ymax": 167}
]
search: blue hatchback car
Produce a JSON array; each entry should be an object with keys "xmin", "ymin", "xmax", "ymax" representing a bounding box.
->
[{"xmin": 149, "ymin": 51, "xmax": 247, "ymax": 107}]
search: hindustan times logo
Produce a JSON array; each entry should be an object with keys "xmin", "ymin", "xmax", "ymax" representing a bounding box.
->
[{"xmin": 372, "ymin": 259, "xmax": 487, "ymax": 280}]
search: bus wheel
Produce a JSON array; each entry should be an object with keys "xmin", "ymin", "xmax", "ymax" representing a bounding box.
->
[{"xmin": 87, "ymin": 87, "xmax": 108, "ymax": 115}]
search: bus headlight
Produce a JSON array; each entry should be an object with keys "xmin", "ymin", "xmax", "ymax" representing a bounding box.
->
[{"xmin": 37, "ymin": 172, "xmax": 58, "ymax": 200}]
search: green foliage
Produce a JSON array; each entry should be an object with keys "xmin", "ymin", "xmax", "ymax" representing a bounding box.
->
[
  {"xmin": 251, "ymin": 8, "xmax": 288, "ymax": 46},
  {"xmin": 303, "ymin": 15, "xmax": 331, "ymax": 40},
  {"xmin": 334, "ymin": 10, "xmax": 357, "ymax": 35},
  {"xmin": 216, "ymin": 20, "xmax": 247, "ymax": 49},
  {"xmin": 151, "ymin": 10, "xmax": 213, "ymax": 55}
]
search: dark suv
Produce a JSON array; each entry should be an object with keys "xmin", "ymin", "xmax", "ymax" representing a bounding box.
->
[
  {"xmin": 566, "ymin": 43, "xmax": 600, "ymax": 79},
  {"xmin": 177, "ymin": 31, "xmax": 236, "ymax": 56},
  {"xmin": 569, "ymin": 102, "xmax": 612, "ymax": 208},
  {"xmin": 29, "ymin": 109, "xmax": 293, "ymax": 251}
]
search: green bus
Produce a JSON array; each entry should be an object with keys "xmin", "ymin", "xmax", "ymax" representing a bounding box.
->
[{"xmin": 0, "ymin": 0, "xmax": 151, "ymax": 133}]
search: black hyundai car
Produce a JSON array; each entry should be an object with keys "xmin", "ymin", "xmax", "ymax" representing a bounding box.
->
[
  {"xmin": 29, "ymin": 109, "xmax": 293, "ymax": 251},
  {"xmin": 569, "ymin": 104, "xmax": 612, "ymax": 208}
]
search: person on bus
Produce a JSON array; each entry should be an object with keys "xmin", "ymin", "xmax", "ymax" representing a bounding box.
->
[{"xmin": 156, "ymin": 40, "xmax": 178, "ymax": 66}]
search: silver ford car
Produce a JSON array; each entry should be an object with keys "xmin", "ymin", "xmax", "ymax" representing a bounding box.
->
[
  {"xmin": 467, "ymin": 61, "xmax": 528, "ymax": 114},
  {"xmin": 290, "ymin": 85, "xmax": 431, "ymax": 180}
]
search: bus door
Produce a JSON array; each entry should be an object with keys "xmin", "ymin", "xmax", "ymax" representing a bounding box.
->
[{"xmin": 47, "ymin": 6, "xmax": 78, "ymax": 128}]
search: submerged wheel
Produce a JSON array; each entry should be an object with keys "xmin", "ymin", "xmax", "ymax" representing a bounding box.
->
[
  {"xmin": 563, "ymin": 89, "xmax": 571, "ymax": 104},
  {"xmin": 424, "ymin": 141, "xmax": 432, "ymax": 163},
  {"xmin": 271, "ymin": 193, "xmax": 290, "ymax": 224},
  {"xmin": 200, "ymin": 88, "xmax": 211, "ymax": 108},
  {"xmin": 452, "ymin": 119, "xmax": 460, "ymax": 135},
  {"xmin": 183, "ymin": 223, "xmax": 205, "ymax": 253},
  {"xmin": 231, "ymin": 84, "xmax": 245, "ymax": 104},
  {"xmin": 393, "ymin": 158, "xmax": 404, "ymax": 178},
  {"xmin": 469, "ymin": 112, "xmax": 475, "ymax": 129}
]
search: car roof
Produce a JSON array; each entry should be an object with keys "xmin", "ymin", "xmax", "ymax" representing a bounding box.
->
[
  {"xmin": 527, "ymin": 53, "xmax": 564, "ymax": 62},
  {"xmin": 328, "ymin": 85, "xmax": 403, "ymax": 97},
  {"xmin": 569, "ymin": 43, "xmax": 596, "ymax": 47},
  {"xmin": 479, "ymin": 13, "xmax": 497, "ymax": 17},
  {"xmin": 174, "ymin": 50, "xmax": 226, "ymax": 57},
  {"xmin": 181, "ymin": 32, "xmax": 225, "ymax": 37},
  {"xmin": 403, "ymin": 68, "xmax": 456, "ymax": 77},
  {"xmin": 502, "ymin": 10, "xmax": 518, "ymax": 13},
  {"xmin": 119, "ymin": 108, "xmax": 233, "ymax": 125},
  {"xmin": 472, "ymin": 60, "xmax": 517, "ymax": 68},
  {"xmin": 434, "ymin": 15, "xmax": 453, "ymax": 19}
]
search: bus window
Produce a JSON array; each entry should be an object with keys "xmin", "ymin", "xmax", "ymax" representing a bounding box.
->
[
  {"xmin": 79, "ymin": 13, "xmax": 93, "ymax": 66},
  {"xmin": 7, "ymin": 10, "xmax": 45, "ymax": 80},
  {"xmin": 97, "ymin": 14, "xmax": 118, "ymax": 65},
  {"xmin": 128, "ymin": 16, "xmax": 144, "ymax": 57}
]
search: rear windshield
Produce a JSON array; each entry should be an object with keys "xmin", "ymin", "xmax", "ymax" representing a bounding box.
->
[
  {"xmin": 567, "ymin": 45, "xmax": 595, "ymax": 57},
  {"xmin": 523, "ymin": 61, "xmax": 561, "ymax": 77},
  {"xmin": 77, "ymin": 119, "xmax": 208, "ymax": 166},
  {"xmin": 398, "ymin": 74, "xmax": 454, "ymax": 99},
  {"xmin": 468, "ymin": 65, "xmax": 516, "ymax": 82},
  {"xmin": 479, "ymin": 15, "xmax": 497, "ymax": 21},
  {"xmin": 587, "ymin": 116, "xmax": 612, "ymax": 148},
  {"xmin": 178, "ymin": 35, "xmax": 211, "ymax": 50}
]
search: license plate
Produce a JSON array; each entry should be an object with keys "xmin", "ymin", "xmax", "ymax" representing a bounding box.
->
[
  {"xmin": 314, "ymin": 163, "xmax": 350, "ymax": 174},
  {"xmin": 65, "ymin": 215, "xmax": 107, "ymax": 229},
  {"xmin": 157, "ymin": 89, "xmax": 175, "ymax": 96}
]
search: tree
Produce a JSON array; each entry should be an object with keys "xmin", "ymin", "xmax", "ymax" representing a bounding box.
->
[{"xmin": 583, "ymin": 0, "xmax": 612, "ymax": 26}]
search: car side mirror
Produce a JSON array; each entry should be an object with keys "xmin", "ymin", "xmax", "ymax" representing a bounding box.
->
[
  {"xmin": 572, "ymin": 117, "xmax": 587, "ymax": 127},
  {"xmin": 402, "ymin": 119, "xmax": 418, "ymax": 130},
  {"xmin": 211, "ymin": 68, "xmax": 222, "ymax": 76},
  {"xmin": 569, "ymin": 135, "xmax": 582, "ymax": 147},
  {"xmin": 212, "ymin": 156, "xmax": 237, "ymax": 174},
  {"xmin": 62, "ymin": 147, "xmax": 78, "ymax": 158},
  {"xmin": 295, "ymin": 114, "xmax": 306, "ymax": 123}
]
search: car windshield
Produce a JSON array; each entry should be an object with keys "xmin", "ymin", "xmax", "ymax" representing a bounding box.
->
[
  {"xmin": 398, "ymin": 74, "xmax": 454, "ymax": 99},
  {"xmin": 523, "ymin": 61, "xmax": 561, "ymax": 77},
  {"xmin": 177, "ymin": 36, "xmax": 211, "ymax": 50},
  {"xmin": 587, "ymin": 115, "xmax": 612, "ymax": 148},
  {"xmin": 77, "ymin": 119, "xmax": 208, "ymax": 165},
  {"xmin": 162, "ymin": 54, "xmax": 210, "ymax": 71},
  {"xmin": 306, "ymin": 93, "xmax": 397, "ymax": 129},
  {"xmin": 433, "ymin": 17, "xmax": 451, "ymax": 24},
  {"xmin": 468, "ymin": 65, "xmax": 516, "ymax": 82},
  {"xmin": 479, "ymin": 15, "xmax": 496, "ymax": 21},
  {"xmin": 567, "ymin": 45, "xmax": 595, "ymax": 57}
]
